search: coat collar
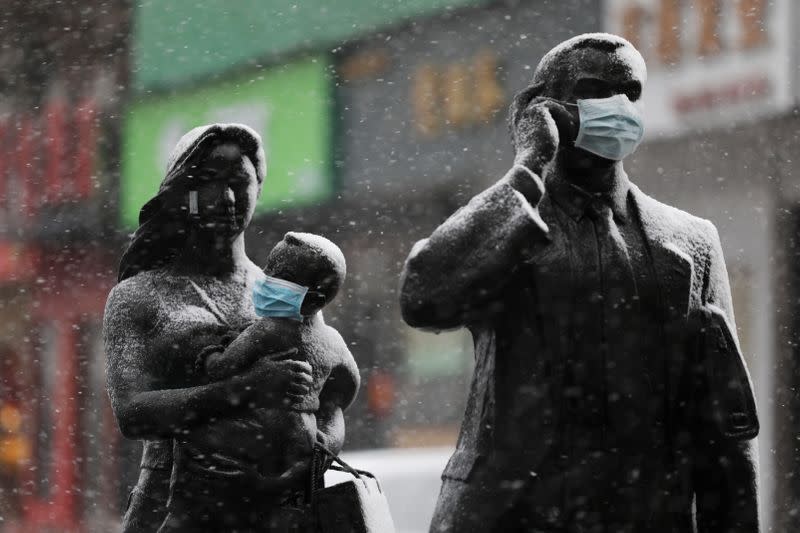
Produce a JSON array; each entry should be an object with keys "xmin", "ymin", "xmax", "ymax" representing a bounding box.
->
[
  {"xmin": 536, "ymin": 181, "xmax": 694, "ymax": 325},
  {"xmin": 548, "ymin": 170, "xmax": 631, "ymax": 224}
]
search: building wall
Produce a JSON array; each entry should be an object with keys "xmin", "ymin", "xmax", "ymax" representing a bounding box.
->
[
  {"xmin": 133, "ymin": 0, "xmax": 492, "ymax": 92},
  {"xmin": 0, "ymin": 1, "xmax": 133, "ymax": 530}
]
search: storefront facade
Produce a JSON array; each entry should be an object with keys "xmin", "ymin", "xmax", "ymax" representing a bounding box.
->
[{"xmin": 0, "ymin": 2, "xmax": 133, "ymax": 530}]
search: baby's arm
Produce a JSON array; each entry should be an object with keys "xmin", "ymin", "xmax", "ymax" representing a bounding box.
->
[
  {"xmin": 205, "ymin": 321, "xmax": 293, "ymax": 381},
  {"xmin": 316, "ymin": 330, "xmax": 360, "ymax": 455}
]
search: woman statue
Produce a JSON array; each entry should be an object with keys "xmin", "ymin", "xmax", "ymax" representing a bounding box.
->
[{"xmin": 104, "ymin": 124, "xmax": 316, "ymax": 531}]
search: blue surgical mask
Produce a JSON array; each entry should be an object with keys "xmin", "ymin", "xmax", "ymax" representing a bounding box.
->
[
  {"xmin": 253, "ymin": 275, "xmax": 309, "ymax": 321},
  {"xmin": 573, "ymin": 94, "xmax": 644, "ymax": 161}
]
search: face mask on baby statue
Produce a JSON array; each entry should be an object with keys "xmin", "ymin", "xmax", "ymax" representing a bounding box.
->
[
  {"xmin": 551, "ymin": 93, "xmax": 645, "ymax": 161},
  {"xmin": 252, "ymin": 276, "xmax": 309, "ymax": 321}
]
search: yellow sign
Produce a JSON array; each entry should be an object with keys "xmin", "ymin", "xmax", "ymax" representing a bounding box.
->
[
  {"xmin": 0, "ymin": 437, "xmax": 30, "ymax": 467},
  {"xmin": 412, "ymin": 49, "xmax": 504, "ymax": 137},
  {"xmin": 0, "ymin": 404, "xmax": 21, "ymax": 433}
]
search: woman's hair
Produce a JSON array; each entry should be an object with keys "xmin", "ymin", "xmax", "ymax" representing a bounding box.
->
[{"xmin": 117, "ymin": 124, "xmax": 266, "ymax": 282}]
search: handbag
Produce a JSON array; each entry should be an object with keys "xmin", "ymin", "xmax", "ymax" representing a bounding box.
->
[{"xmin": 309, "ymin": 445, "xmax": 396, "ymax": 533}]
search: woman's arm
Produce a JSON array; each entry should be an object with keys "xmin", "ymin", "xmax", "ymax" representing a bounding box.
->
[{"xmin": 104, "ymin": 281, "xmax": 310, "ymax": 440}]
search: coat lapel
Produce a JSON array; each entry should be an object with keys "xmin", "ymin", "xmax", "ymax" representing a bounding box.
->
[
  {"xmin": 523, "ymin": 192, "xmax": 575, "ymax": 361},
  {"xmin": 630, "ymin": 186, "xmax": 694, "ymax": 428},
  {"xmin": 630, "ymin": 186, "xmax": 693, "ymax": 323}
]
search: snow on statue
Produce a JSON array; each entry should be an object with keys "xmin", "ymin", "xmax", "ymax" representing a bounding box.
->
[
  {"xmin": 103, "ymin": 124, "xmax": 358, "ymax": 532},
  {"xmin": 400, "ymin": 33, "xmax": 760, "ymax": 533},
  {"xmin": 162, "ymin": 232, "xmax": 358, "ymax": 531}
]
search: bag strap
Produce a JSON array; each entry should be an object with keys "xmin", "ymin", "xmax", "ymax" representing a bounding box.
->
[
  {"xmin": 313, "ymin": 444, "xmax": 383, "ymax": 494},
  {"xmin": 327, "ymin": 463, "xmax": 382, "ymax": 492}
]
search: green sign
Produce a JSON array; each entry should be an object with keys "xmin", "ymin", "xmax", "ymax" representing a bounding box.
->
[
  {"xmin": 134, "ymin": 0, "xmax": 490, "ymax": 92},
  {"xmin": 121, "ymin": 57, "xmax": 332, "ymax": 228}
]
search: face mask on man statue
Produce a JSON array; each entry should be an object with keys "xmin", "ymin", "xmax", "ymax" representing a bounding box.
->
[
  {"xmin": 545, "ymin": 94, "xmax": 645, "ymax": 161},
  {"xmin": 572, "ymin": 94, "xmax": 644, "ymax": 161}
]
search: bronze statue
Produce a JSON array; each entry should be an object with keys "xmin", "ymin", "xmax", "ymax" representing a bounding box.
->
[
  {"xmin": 104, "ymin": 124, "xmax": 353, "ymax": 531},
  {"xmin": 159, "ymin": 232, "xmax": 359, "ymax": 531},
  {"xmin": 400, "ymin": 33, "xmax": 759, "ymax": 533}
]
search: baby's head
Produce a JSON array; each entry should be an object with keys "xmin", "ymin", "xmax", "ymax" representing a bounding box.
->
[{"xmin": 263, "ymin": 232, "xmax": 346, "ymax": 316}]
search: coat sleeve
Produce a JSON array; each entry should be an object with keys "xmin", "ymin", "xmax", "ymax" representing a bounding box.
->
[
  {"xmin": 693, "ymin": 221, "xmax": 760, "ymax": 533},
  {"xmin": 399, "ymin": 165, "xmax": 549, "ymax": 330}
]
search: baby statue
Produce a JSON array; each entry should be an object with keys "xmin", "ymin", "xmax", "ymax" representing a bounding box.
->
[{"xmin": 161, "ymin": 232, "xmax": 360, "ymax": 531}]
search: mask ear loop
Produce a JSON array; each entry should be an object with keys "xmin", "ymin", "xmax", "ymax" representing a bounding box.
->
[
  {"xmin": 188, "ymin": 190, "xmax": 199, "ymax": 218},
  {"xmin": 544, "ymin": 97, "xmax": 579, "ymax": 108}
]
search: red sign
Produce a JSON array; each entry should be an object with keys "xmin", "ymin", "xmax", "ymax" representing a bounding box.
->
[
  {"xmin": 0, "ymin": 242, "xmax": 39, "ymax": 282},
  {"xmin": 1, "ymin": 98, "xmax": 99, "ymax": 220}
]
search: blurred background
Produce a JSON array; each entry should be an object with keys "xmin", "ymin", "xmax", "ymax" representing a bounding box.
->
[{"xmin": 0, "ymin": 0, "xmax": 796, "ymax": 531}]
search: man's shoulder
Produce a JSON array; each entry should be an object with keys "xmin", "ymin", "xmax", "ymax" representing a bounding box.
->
[{"xmin": 631, "ymin": 184, "xmax": 717, "ymax": 246}]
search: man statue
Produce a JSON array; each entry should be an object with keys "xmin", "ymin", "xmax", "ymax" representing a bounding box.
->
[{"xmin": 400, "ymin": 33, "xmax": 759, "ymax": 533}]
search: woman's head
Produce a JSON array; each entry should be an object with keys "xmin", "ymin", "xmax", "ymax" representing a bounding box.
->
[
  {"xmin": 187, "ymin": 141, "xmax": 260, "ymax": 241},
  {"xmin": 118, "ymin": 123, "xmax": 266, "ymax": 281}
]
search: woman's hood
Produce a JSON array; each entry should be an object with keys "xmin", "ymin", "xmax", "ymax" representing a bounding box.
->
[{"xmin": 162, "ymin": 123, "xmax": 267, "ymax": 191}]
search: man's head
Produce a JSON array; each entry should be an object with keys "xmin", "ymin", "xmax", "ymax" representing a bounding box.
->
[
  {"xmin": 264, "ymin": 232, "xmax": 347, "ymax": 316},
  {"xmin": 509, "ymin": 33, "xmax": 647, "ymax": 169},
  {"xmin": 530, "ymin": 33, "xmax": 646, "ymax": 104}
]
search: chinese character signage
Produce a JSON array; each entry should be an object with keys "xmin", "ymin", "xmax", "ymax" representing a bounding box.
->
[
  {"xmin": 336, "ymin": 1, "xmax": 600, "ymax": 192},
  {"xmin": 605, "ymin": 0, "xmax": 792, "ymax": 137}
]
